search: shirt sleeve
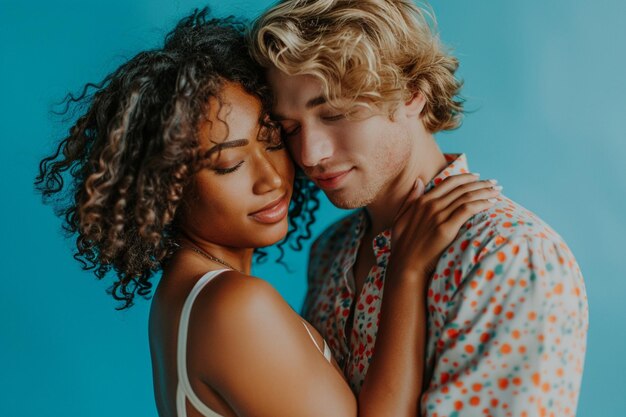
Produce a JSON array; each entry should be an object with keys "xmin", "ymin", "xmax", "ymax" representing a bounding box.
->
[{"xmin": 422, "ymin": 235, "xmax": 588, "ymax": 417}]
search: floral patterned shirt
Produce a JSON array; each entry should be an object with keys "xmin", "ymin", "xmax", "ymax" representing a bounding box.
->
[{"xmin": 303, "ymin": 154, "xmax": 588, "ymax": 417}]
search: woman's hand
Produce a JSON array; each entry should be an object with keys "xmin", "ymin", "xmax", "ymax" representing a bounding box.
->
[{"xmin": 390, "ymin": 174, "xmax": 501, "ymax": 279}]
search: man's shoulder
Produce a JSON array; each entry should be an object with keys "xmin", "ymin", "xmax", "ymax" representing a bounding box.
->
[
  {"xmin": 468, "ymin": 195, "xmax": 565, "ymax": 247},
  {"xmin": 422, "ymin": 193, "xmax": 583, "ymax": 324},
  {"xmin": 438, "ymin": 194, "xmax": 573, "ymax": 277}
]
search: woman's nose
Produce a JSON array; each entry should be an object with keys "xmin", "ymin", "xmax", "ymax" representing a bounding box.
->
[{"xmin": 253, "ymin": 153, "xmax": 284, "ymax": 195}]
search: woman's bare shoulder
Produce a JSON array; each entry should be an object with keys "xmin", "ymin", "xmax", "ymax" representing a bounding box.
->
[
  {"xmin": 186, "ymin": 271, "xmax": 356, "ymax": 416},
  {"xmin": 188, "ymin": 270, "xmax": 297, "ymax": 340}
]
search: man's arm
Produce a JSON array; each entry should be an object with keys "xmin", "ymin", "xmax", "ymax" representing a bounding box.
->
[{"xmin": 423, "ymin": 235, "xmax": 588, "ymax": 417}]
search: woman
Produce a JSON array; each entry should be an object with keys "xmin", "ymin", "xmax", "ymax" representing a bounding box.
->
[{"xmin": 36, "ymin": 10, "xmax": 500, "ymax": 417}]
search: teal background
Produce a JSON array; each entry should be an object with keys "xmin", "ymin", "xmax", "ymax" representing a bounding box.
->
[{"xmin": 1, "ymin": 0, "xmax": 624, "ymax": 416}]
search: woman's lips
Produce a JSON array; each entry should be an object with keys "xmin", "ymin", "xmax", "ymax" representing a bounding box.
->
[
  {"xmin": 249, "ymin": 194, "xmax": 289, "ymax": 224},
  {"xmin": 314, "ymin": 169, "xmax": 353, "ymax": 190}
]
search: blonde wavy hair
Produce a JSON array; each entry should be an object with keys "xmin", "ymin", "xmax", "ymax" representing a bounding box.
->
[{"xmin": 250, "ymin": 0, "xmax": 463, "ymax": 132}]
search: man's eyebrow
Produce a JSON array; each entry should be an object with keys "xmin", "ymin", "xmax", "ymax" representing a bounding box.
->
[
  {"xmin": 206, "ymin": 139, "xmax": 249, "ymax": 156},
  {"xmin": 271, "ymin": 96, "xmax": 328, "ymax": 121}
]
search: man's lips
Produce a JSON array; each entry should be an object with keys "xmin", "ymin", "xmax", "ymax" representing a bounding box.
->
[
  {"xmin": 313, "ymin": 168, "xmax": 353, "ymax": 190},
  {"xmin": 249, "ymin": 193, "xmax": 290, "ymax": 223}
]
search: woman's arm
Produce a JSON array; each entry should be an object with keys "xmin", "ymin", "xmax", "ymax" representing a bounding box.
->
[
  {"xmin": 358, "ymin": 268, "xmax": 427, "ymax": 417},
  {"xmin": 359, "ymin": 174, "xmax": 499, "ymax": 417}
]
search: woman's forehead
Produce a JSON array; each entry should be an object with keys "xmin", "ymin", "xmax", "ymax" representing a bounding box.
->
[{"xmin": 199, "ymin": 83, "xmax": 264, "ymax": 143}]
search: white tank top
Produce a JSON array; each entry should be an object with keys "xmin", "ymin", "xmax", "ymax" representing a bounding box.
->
[{"xmin": 176, "ymin": 269, "xmax": 332, "ymax": 417}]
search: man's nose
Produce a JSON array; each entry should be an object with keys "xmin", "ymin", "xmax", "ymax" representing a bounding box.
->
[{"xmin": 298, "ymin": 124, "xmax": 333, "ymax": 168}]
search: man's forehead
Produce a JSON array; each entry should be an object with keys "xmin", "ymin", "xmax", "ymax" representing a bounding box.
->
[{"xmin": 267, "ymin": 68, "xmax": 326, "ymax": 111}]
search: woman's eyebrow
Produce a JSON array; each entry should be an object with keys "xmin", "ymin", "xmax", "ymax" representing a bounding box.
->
[{"xmin": 206, "ymin": 138, "xmax": 249, "ymax": 156}]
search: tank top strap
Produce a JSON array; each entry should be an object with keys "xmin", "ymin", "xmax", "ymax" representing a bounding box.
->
[
  {"xmin": 301, "ymin": 321, "xmax": 333, "ymax": 363},
  {"xmin": 177, "ymin": 269, "xmax": 230, "ymax": 417}
]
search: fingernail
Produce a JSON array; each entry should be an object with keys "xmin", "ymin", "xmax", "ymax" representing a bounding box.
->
[
  {"xmin": 488, "ymin": 179, "xmax": 498, "ymax": 184},
  {"xmin": 492, "ymin": 185, "xmax": 503, "ymax": 191},
  {"xmin": 416, "ymin": 179, "xmax": 425, "ymax": 196},
  {"xmin": 473, "ymin": 172, "xmax": 481, "ymax": 177},
  {"xmin": 488, "ymin": 198, "xmax": 498, "ymax": 203}
]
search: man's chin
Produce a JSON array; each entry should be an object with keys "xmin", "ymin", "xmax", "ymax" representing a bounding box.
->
[{"xmin": 324, "ymin": 190, "xmax": 373, "ymax": 210}]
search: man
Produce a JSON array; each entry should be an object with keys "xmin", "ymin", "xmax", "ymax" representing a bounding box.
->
[{"xmin": 251, "ymin": 0, "xmax": 588, "ymax": 415}]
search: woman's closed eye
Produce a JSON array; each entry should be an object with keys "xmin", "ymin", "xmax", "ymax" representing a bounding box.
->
[
  {"xmin": 214, "ymin": 161, "xmax": 244, "ymax": 175},
  {"xmin": 212, "ymin": 141, "xmax": 284, "ymax": 175}
]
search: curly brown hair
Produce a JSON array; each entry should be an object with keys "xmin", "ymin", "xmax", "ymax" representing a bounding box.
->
[{"xmin": 35, "ymin": 9, "xmax": 320, "ymax": 309}]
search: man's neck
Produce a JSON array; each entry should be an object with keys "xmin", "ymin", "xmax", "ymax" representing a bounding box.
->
[{"xmin": 365, "ymin": 135, "xmax": 447, "ymax": 236}]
